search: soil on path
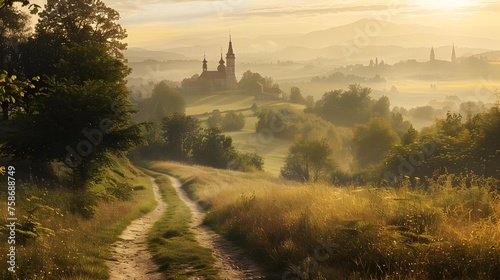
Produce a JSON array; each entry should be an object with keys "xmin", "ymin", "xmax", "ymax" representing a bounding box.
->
[
  {"xmin": 106, "ymin": 177, "xmax": 165, "ymax": 280},
  {"xmin": 164, "ymin": 174, "xmax": 268, "ymax": 280}
]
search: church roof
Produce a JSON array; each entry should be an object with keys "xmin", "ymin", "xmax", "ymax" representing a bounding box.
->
[{"xmin": 200, "ymin": 71, "xmax": 226, "ymax": 80}]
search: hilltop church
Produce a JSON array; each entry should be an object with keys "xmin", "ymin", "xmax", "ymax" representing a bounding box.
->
[{"xmin": 199, "ymin": 36, "xmax": 238, "ymax": 90}]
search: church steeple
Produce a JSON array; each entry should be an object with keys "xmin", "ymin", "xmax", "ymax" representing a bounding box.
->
[
  {"xmin": 451, "ymin": 43, "xmax": 457, "ymax": 63},
  {"xmin": 430, "ymin": 47, "xmax": 435, "ymax": 62},
  {"xmin": 202, "ymin": 52, "xmax": 207, "ymax": 72},
  {"xmin": 225, "ymin": 35, "xmax": 237, "ymax": 89},
  {"xmin": 217, "ymin": 49, "xmax": 226, "ymax": 72}
]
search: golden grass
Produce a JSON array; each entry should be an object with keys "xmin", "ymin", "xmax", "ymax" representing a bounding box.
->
[
  {"xmin": 0, "ymin": 158, "xmax": 156, "ymax": 280},
  {"xmin": 147, "ymin": 161, "xmax": 500, "ymax": 280}
]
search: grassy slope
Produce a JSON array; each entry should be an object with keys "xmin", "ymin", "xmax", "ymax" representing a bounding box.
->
[
  {"xmin": 140, "ymin": 168, "xmax": 220, "ymax": 280},
  {"xmin": 146, "ymin": 161, "xmax": 500, "ymax": 280},
  {"xmin": 0, "ymin": 157, "xmax": 156, "ymax": 280},
  {"xmin": 184, "ymin": 93, "xmax": 304, "ymax": 176}
]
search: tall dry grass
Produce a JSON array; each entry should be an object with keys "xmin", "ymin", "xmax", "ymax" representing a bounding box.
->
[
  {"xmin": 149, "ymin": 161, "xmax": 500, "ymax": 280},
  {"xmin": 0, "ymin": 158, "xmax": 156, "ymax": 280}
]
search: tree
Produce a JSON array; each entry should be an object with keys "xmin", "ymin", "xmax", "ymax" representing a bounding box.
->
[
  {"xmin": 0, "ymin": 7, "xmax": 39, "ymax": 120},
  {"xmin": 238, "ymin": 70, "xmax": 266, "ymax": 92},
  {"xmin": 0, "ymin": 78, "xmax": 146, "ymax": 188},
  {"xmin": 280, "ymin": 138, "xmax": 333, "ymax": 182},
  {"xmin": 221, "ymin": 111, "xmax": 245, "ymax": 131},
  {"xmin": 192, "ymin": 127, "xmax": 236, "ymax": 168},
  {"xmin": 352, "ymin": 117, "xmax": 400, "ymax": 169},
  {"xmin": 0, "ymin": 0, "xmax": 39, "ymax": 13},
  {"xmin": 289, "ymin": 86, "xmax": 306, "ymax": 104},
  {"xmin": 162, "ymin": 113, "xmax": 200, "ymax": 160},
  {"xmin": 137, "ymin": 81, "xmax": 185, "ymax": 122},
  {"xmin": 21, "ymin": 0, "xmax": 126, "ymax": 79},
  {"xmin": 402, "ymin": 124, "xmax": 418, "ymax": 145}
]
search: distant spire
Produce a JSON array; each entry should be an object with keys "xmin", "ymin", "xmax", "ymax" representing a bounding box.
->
[
  {"xmin": 430, "ymin": 46, "xmax": 435, "ymax": 62},
  {"xmin": 202, "ymin": 51, "xmax": 207, "ymax": 72},
  {"xmin": 219, "ymin": 48, "xmax": 225, "ymax": 64},
  {"xmin": 226, "ymin": 35, "xmax": 235, "ymax": 58},
  {"xmin": 451, "ymin": 43, "xmax": 457, "ymax": 63}
]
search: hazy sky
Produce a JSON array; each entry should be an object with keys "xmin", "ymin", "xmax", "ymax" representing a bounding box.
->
[{"xmin": 29, "ymin": 0, "xmax": 500, "ymax": 50}]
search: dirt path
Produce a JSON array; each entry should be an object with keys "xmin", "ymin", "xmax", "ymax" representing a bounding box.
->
[
  {"xmin": 106, "ymin": 177, "xmax": 165, "ymax": 280},
  {"xmin": 164, "ymin": 174, "xmax": 268, "ymax": 280}
]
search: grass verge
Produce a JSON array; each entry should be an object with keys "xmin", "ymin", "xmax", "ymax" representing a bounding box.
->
[
  {"xmin": 0, "ymin": 157, "xmax": 156, "ymax": 279},
  {"xmin": 141, "ymin": 168, "xmax": 220, "ymax": 280},
  {"xmin": 145, "ymin": 160, "xmax": 500, "ymax": 280}
]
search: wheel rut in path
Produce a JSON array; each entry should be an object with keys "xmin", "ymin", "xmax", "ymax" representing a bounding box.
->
[
  {"xmin": 106, "ymin": 177, "xmax": 165, "ymax": 280},
  {"xmin": 164, "ymin": 173, "xmax": 268, "ymax": 280}
]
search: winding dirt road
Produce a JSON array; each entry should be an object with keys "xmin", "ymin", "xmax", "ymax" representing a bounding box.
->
[
  {"xmin": 165, "ymin": 174, "xmax": 268, "ymax": 280},
  {"xmin": 106, "ymin": 172, "xmax": 267, "ymax": 279},
  {"xmin": 106, "ymin": 177, "xmax": 165, "ymax": 280}
]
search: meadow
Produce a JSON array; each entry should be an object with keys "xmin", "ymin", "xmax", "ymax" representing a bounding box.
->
[{"xmin": 146, "ymin": 161, "xmax": 500, "ymax": 280}]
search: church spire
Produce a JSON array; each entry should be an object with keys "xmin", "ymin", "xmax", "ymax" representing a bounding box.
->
[
  {"xmin": 430, "ymin": 46, "xmax": 435, "ymax": 62},
  {"xmin": 202, "ymin": 51, "xmax": 207, "ymax": 72},
  {"xmin": 219, "ymin": 48, "xmax": 225, "ymax": 64},
  {"xmin": 226, "ymin": 35, "xmax": 235, "ymax": 58},
  {"xmin": 451, "ymin": 43, "xmax": 457, "ymax": 63}
]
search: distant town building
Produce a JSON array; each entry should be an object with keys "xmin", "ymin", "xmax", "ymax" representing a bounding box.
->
[
  {"xmin": 451, "ymin": 43, "xmax": 457, "ymax": 63},
  {"xmin": 430, "ymin": 47, "xmax": 436, "ymax": 62},
  {"xmin": 199, "ymin": 36, "xmax": 237, "ymax": 90}
]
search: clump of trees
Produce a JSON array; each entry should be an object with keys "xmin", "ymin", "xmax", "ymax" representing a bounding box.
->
[
  {"xmin": 382, "ymin": 108, "xmax": 500, "ymax": 183},
  {"xmin": 134, "ymin": 81, "xmax": 186, "ymax": 122},
  {"xmin": 207, "ymin": 110, "xmax": 245, "ymax": 132},
  {"xmin": 307, "ymin": 84, "xmax": 392, "ymax": 127},
  {"xmin": 158, "ymin": 113, "xmax": 263, "ymax": 171},
  {"xmin": 280, "ymin": 138, "xmax": 334, "ymax": 182},
  {"xmin": 0, "ymin": 0, "xmax": 147, "ymax": 214}
]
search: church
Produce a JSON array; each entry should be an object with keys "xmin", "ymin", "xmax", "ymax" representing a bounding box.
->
[{"xmin": 199, "ymin": 36, "xmax": 238, "ymax": 90}]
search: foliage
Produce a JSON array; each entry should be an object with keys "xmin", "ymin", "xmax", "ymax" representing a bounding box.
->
[
  {"xmin": 207, "ymin": 110, "xmax": 245, "ymax": 131},
  {"xmin": 238, "ymin": 70, "xmax": 276, "ymax": 92},
  {"xmin": 280, "ymin": 138, "xmax": 333, "ymax": 182},
  {"xmin": 0, "ymin": 78, "xmax": 146, "ymax": 188},
  {"xmin": 308, "ymin": 84, "xmax": 392, "ymax": 127},
  {"xmin": 289, "ymin": 86, "xmax": 306, "ymax": 104},
  {"xmin": 352, "ymin": 117, "xmax": 400, "ymax": 169},
  {"xmin": 382, "ymin": 106, "xmax": 500, "ymax": 182},
  {"xmin": 136, "ymin": 81, "xmax": 186, "ymax": 122},
  {"xmin": 192, "ymin": 127, "xmax": 236, "ymax": 169},
  {"xmin": 229, "ymin": 152, "xmax": 264, "ymax": 172},
  {"xmin": 155, "ymin": 162, "xmax": 500, "ymax": 280},
  {"xmin": 161, "ymin": 112, "xmax": 200, "ymax": 161},
  {"xmin": 0, "ymin": 0, "xmax": 39, "ymax": 13},
  {"xmin": 0, "ymin": 70, "xmax": 39, "ymax": 120}
]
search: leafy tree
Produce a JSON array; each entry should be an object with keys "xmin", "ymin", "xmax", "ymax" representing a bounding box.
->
[
  {"xmin": 438, "ymin": 112, "xmax": 464, "ymax": 137},
  {"xmin": 402, "ymin": 124, "xmax": 418, "ymax": 145},
  {"xmin": 280, "ymin": 138, "xmax": 333, "ymax": 182},
  {"xmin": 289, "ymin": 86, "xmax": 306, "ymax": 104},
  {"xmin": 0, "ymin": 6, "xmax": 30, "ymax": 71},
  {"xmin": 192, "ymin": 127, "xmax": 236, "ymax": 168},
  {"xmin": 137, "ymin": 81, "xmax": 185, "ymax": 122},
  {"xmin": 161, "ymin": 113, "xmax": 200, "ymax": 161},
  {"xmin": 309, "ymin": 84, "xmax": 390, "ymax": 127},
  {"xmin": 352, "ymin": 117, "xmax": 400, "ymax": 168},
  {"xmin": 207, "ymin": 110, "xmax": 222, "ymax": 128},
  {"xmin": 0, "ymin": 0, "xmax": 39, "ymax": 13},
  {"xmin": 238, "ymin": 70, "xmax": 266, "ymax": 92},
  {"xmin": 229, "ymin": 152, "xmax": 264, "ymax": 172},
  {"xmin": 0, "ymin": 78, "xmax": 145, "ymax": 188},
  {"xmin": 21, "ymin": 0, "xmax": 126, "ymax": 79},
  {"xmin": 221, "ymin": 111, "xmax": 245, "ymax": 131}
]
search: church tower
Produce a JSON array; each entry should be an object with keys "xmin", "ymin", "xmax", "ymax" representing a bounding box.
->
[
  {"xmin": 451, "ymin": 43, "xmax": 457, "ymax": 63},
  {"xmin": 202, "ymin": 53, "xmax": 207, "ymax": 72},
  {"xmin": 225, "ymin": 36, "xmax": 237, "ymax": 89},
  {"xmin": 430, "ymin": 47, "xmax": 435, "ymax": 62}
]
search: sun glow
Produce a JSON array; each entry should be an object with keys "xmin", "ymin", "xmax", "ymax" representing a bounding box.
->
[{"xmin": 416, "ymin": 0, "xmax": 477, "ymax": 10}]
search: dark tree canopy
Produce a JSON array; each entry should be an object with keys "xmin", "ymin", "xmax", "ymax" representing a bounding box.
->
[{"xmin": 280, "ymin": 138, "xmax": 333, "ymax": 182}]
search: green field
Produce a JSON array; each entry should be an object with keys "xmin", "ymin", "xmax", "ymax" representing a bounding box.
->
[{"xmin": 184, "ymin": 93, "xmax": 300, "ymax": 176}]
